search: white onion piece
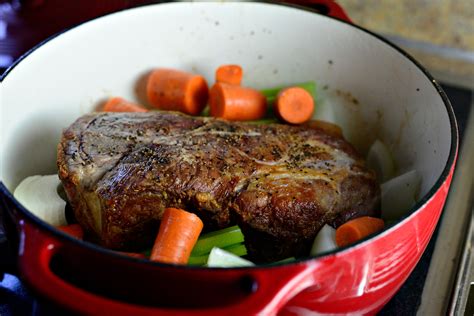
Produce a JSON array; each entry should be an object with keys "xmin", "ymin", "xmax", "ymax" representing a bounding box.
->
[
  {"xmin": 381, "ymin": 170, "xmax": 421, "ymax": 221},
  {"xmin": 207, "ymin": 247, "xmax": 254, "ymax": 268},
  {"xmin": 367, "ymin": 139, "xmax": 396, "ymax": 183},
  {"xmin": 310, "ymin": 224, "xmax": 337, "ymax": 256},
  {"xmin": 13, "ymin": 175, "xmax": 67, "ymax": 226}
]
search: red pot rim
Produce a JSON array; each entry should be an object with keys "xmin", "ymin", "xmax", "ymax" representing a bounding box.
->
[{"xmin": 0, "ymin": 1, "xmax": 459, "ymax": 270}]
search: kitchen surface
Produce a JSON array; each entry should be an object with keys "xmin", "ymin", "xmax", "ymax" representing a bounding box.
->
[
  {"xmin": 338, "ymin": 0, "xmax": 473, "ymax": 89},
  {"xmin": 0, "ymin": 1, "xmax": 473, "ymax": 315}
]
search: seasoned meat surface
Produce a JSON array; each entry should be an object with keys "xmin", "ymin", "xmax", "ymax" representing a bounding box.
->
[{"xmin": 57, "ymin": 111, "xmax": 380, "ymax": 261}]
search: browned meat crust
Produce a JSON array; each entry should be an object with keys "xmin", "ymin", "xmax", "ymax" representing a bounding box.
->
[{"xmin": 57, "ymin": 111, "xmax": 380, "ymax": 261}]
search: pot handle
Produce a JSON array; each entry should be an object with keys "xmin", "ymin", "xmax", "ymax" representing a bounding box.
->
[
  {"xmin": 18, "ymin": 220, "xmax": 318, "ymax": 315},
  {"xmin": 282, "ymin": 0, "xmax": 352, "ymax": 23}
]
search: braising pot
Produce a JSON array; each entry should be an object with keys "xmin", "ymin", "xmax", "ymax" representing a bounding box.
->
[{"xmin": 0, "ymin": 1, "xmax": 458, "ymax": 315}]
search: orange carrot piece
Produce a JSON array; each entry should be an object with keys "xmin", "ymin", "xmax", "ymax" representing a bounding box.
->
[
  {"xmin": 103, "ymin": 97, "xmax": 148, "ymax": 113},
  {"xmin": 304, "ymin": 120, "xmax": 343, "ymax": 138},
  {"xmin": 150, "ymin": 207, "xmax": 204, "ymax": 265},
  {"xmin": 215, "ymin": 64, "xmax": 243, "ymax": 85},
  {"xmin": 57, "ymin": 224, "xmax": 84, "ymax": 239},
  {"xmin": 275, "ymin": 87, "xmax": 314, "ymax": 124},
  {"xmin": 335, "ymin": 216, "xmax": 385, "ymax": 247},
  {"xmin": 209, "ymin": 83, "xmax": 267, "ymax": 121},
  {"xmin": 146, "ymin": 69, "xmax": 209, "ymax": 116}
]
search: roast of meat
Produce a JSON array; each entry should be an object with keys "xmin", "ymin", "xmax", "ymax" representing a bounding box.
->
[{"xmin": 57, "ymin": 111, "xmax": 380, "ymax": 261}]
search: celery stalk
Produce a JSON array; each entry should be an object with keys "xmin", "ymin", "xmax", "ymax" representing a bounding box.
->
[
  {"xmin": 187, "ymin": 254, "xmax": 208, "ymax": 266},
  {"xmin": 201, "ymin": 106, "xmax": 210, "ymax": 117},
  {"xmin": 191, "ymin": 225, "xmax": 245, "ymax": 256},
  {"xmin": 188, "ymin": 242, "xmax": 248, "ymax": 266},
  {"xmin": 223, "ymin": 243, "xmax": 247, "ymax": 257},
  {"xmin": 246, "ymin": 118, "xmax": 278, "ymax": 125}
]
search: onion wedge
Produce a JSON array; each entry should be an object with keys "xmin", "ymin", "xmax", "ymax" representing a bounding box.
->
[
  {"xmin": 367, "ymin": 139, "xmax": 396, "ymax": 183},
  {"xmin": 310, "ymin": 224, "xmax": 337, "ymax": 256},
  {"xmin": 381, "ymin": 170, "xmax": 421, "ymax": 221},
  {"xmin": 207, "ymin": 247, "xmax": 254, "ymax": 268},
  {"xmin": 13, "ymin": 175, "xmax": 67, "ymax": 226}
]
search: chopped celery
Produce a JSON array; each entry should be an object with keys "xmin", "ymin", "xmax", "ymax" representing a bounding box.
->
[
  {"xmin": 187, "ymin": 254, "xmax": 208, "ymax": 266},
  {"xmin": 201, "ymin": 106, "xmax": 210, "ymax": 117},
  {"xmin": 188, "ymin": 242, "xmax": 248, "ymax": 266},
  {"xmin": 223, "ymin": 243, "xmax": 247, "ymax": 257},
  {"xmin": 260, "ymin": 81, "xmax": 316, "ymax": 105},
  {"xmin": 246, "ymin": 118, "xmax": 278, "ymax": 125},
  {"xmin": 207, "ymin": 247, "xmax": 254, "ymax": 268},
  {"xmin": 191, "ymin": 225, "xmax": 244, "ymax": 256}
]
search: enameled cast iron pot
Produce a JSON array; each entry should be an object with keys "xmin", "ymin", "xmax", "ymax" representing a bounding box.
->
[{"xmin": 0, "ymin": 1, "xmax": 458, "ymax": 315}]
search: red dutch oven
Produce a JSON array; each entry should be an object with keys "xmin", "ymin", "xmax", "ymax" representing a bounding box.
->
[{"xmin": 0, "ymin": 1, "xmax": 458, "ymax": 315}]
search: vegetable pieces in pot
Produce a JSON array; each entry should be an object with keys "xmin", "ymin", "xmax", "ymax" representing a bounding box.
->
[
  {"xmin": 215, "ymin": 64, "xmax": 243, "ymax": 85},
  {"xmin": 188, "ymin": 226, "xmax": 247, "ymax": 266},
  {"xmin": 139, "ymin": 64, "xmax": 319, "ymax": 124},
  {"xmin": 146, "ymin": 68, "xmax": 209, "ymax": 115},
  {"xmin": 103, "ymin": 97, "xmax": 148, "ymax": 113},
  {"xmin": 311, "ymin": 224, "xmax": 337, "ymax": 256},
  {"xmin": 209, "ymin": 64, "xmax": 315, "ymax": 123},
  {"xmin": 274, "ymin": 87, "xmax": 314, "ymax": 124},
  {"xmin": 150, "ymin": 207, "xmax": 203, "ymax": 265},
  {"xmin": 191, "ymin": 225, "xmax": 245, "ymax": 256},
  {"xmin": 335, "ymin": 217, "xmax": 385, "ymax": 247},
  {"xmin": 207, "ymin": 247, "xmax": 254, "ymax": 268},
  {"xmin": 260, "ymin": 81, "xmax": 316, "ymax": 106},
  {"xmin": 209, "ymin": 83, "xmax": 267, "ymax": 121},
  {"xmin": 13, "ymin": 175, "xmax": 67, "ymax": 226}
]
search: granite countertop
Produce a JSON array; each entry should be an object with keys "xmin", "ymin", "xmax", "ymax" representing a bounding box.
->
[{"xmin": 337, "ymin": 0, "xmax": 474, "ymax": 88}]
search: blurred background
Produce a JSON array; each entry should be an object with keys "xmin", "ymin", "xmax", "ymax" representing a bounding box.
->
[
  {"xmin": 338, "ymin": 0, "xmax": 473, "ymax": 89},
  {"xmin": 0, "ymin": 1, "xmax": 472, "ymax": 315}
]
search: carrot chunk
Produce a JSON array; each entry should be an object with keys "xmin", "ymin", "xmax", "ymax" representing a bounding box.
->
[
  {"xmin": 150, "ymin": 208, "xmax": 203, "ymax": 265},
  {"xmin": 146, "ymin": 69, "xmax": 209, "ymax": 115},
  {"xmin": 57, "ymin": 224, "xmax": 84, "ymax": 239},
  {"xmin": 275, "ymin": 87, "xmax": 314, "ymax": 124},
  {"xmin": 103, "ymin": 97, "xmax": 148, "ymax": 112},
  {"xmin": 215, "ymin": 64, "xmax": 243, "ymax": 85},
  {"xmin": 209, "ymin": 83, "xmax": 267, "ymax": 121},
  {"xmin": 335, "ymin": 216, "xmax": 385, "ymax": 247}
]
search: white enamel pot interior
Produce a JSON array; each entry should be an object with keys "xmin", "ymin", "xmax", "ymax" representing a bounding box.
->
[{"xmin": 0, "ymin": 2, "xmax": 457, "ymax": 315}]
